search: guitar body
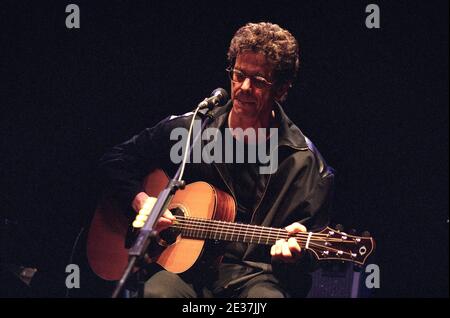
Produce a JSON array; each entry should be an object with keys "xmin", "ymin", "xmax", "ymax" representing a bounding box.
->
[{"xmin": 86, "ymin": 169, "xmax": 236, "ymax": 281}]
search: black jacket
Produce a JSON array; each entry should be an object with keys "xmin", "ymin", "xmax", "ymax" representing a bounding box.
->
[{"xmin": 99, "ymin": 101, "xmax": 335, "ymax": 296}]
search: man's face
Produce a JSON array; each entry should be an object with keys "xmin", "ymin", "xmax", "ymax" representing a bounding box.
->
[{"xmin": 231, "ymin": 51, "xmax": 280, "ymax": 120}]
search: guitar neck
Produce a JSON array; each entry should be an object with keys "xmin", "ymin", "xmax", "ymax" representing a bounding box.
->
[
  {"xmin": 173, "ymin": 216, "xmax": 299, "ymax": 246},
  {"xmin": 171, "ymin": 215, "xmax": 375, "ymax": 266}
]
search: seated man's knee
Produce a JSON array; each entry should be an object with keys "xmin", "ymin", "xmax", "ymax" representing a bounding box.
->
[
  {"xmin": 241, "ymin": 283, "xmax": 287, "ymax": 298},
  {"xmin": 143, "ymin": 270, "xmax": 197, "ymax": 298},
  {"xmin": 144, "ymin": 283, "xmax": 174, "ymax": 298}
]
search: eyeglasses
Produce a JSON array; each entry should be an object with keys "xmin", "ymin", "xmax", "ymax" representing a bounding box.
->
[{"xmin": 226, "ymin": 67, "xmax": 274, "ymax": 89}]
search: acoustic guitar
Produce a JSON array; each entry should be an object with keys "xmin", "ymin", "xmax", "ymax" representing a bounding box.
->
[{"xmin": 87, "ymin": 169, "xmax": 375, "ymax": 281}]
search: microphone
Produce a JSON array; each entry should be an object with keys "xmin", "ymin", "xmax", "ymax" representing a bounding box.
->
[{"xmin": 198, "ymin": 88, "xmax": 229, "ymax": 109}]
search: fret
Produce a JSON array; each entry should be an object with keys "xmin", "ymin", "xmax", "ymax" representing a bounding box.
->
[
  {"xmin": 257, "ymin": 226, "xmax": 263, "ymax": 244},
  {"xmin": 192, "ymin": 219, "xmax": 198, "ymax": 238},
  {"xmin": 208, "ymin": 220, "xmax": 216, "ymax": 240},
  {"xmin": 215, "ymin": 221, "xmax": 222, "ymax": 240},
  {"xmin": 193, "ymin": 220, "xmax": 197, "ymax": 238},
  {"xmin": 184, "ymin": 219, "xmax": 190, "ymax": 237},
  {"xmin": 202, "ymin": 219, "xmax": 208, "ymax": 239},
  {"xmin": 243, "ymin": 224, "xmax": 248, "ymax": 243},
  {"xmin": 235, "ymin": 223, "xmax": 241, "ymax": 242},
  {"xmin": 183, "ymin": 223, "xmax": 191, "ymax": 237},
  {"xmin": 199, "ymin": 219, "xmax": 206, "ymax": 239},
  {"xmin": 249, "ymin": 225, "xmax": 255, "ymax": 244},
  {"xmin": 193, "ymin": 219, "xmax": 199, "ymax": 238},
  {"xmin": 230, "ymin": 222, "xmax": 235, "ymax": 241},
  {"xmin": 205, "ymin": 220, "xmax": 214, "ymax": 238},
  {"xmin": 213, "ymin": 220, "xmax": 218, "ymax": 240},
  {"xmin": 181, "ymin": 220, "xmax": 186, "ymax": 237},
  {"xmin": 186, "ymin": 218, "xmax": 193, "ymax": 238},
  {"xmin": 218, "ymin": 221, "xmax": 223, "ymax": 240},
  {"xmin": 194, "ymin": 218, "xmax": 199, "ymax": 238},
  {"xmin": 266, "ymin": 227, "xmax": 271, "ymax": 244},
  {"xmin": 222, "ymin": 222, "xmax": 227, "ymax": 241},
  {"xmin": 281, "ymin": 229, "xmax": 288, "ymax": 241}
]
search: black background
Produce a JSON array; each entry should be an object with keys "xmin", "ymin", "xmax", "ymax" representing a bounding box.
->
[{"xmin": 0, "ymin": 0, "xmax": 448, "ymax": 297}]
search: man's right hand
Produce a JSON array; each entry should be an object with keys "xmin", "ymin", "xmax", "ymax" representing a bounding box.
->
[{"xmin": 132, "ymin": 192, "xmax": 176, "ymax": 233}]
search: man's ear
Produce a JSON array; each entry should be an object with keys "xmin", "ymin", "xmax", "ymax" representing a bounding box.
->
[{"xmin": 274, "ymin": 82, "xmax": 292, "ymax": 103}]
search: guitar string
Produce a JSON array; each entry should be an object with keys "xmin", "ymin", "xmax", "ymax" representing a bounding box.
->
[
  {"xmin": 168, "ymin": 216, "xmax": 359, "ymax": 243},
  {"xmin": 163, "ymin": 226, "xmax": 360, "ymax": 256},
  {"xmin": 173, "ymin": 215, "xmax": 330, "ymax": 237},
  {"xmin": 172, "ymin": 218, "xmax": 314, "ymax": 241},
  {"xmin": 166, "ymin": 223, "xmax": 355, "ymax": 258},
  {"xmin": 170, "ymin": 219, "xmax": 357, "ymax": 244},
  {"xmin": 174, "ymin": 215, "xmax": 343, "ymax": 238},
  {"xmin": 168, "ymin": 222, "xmax": 355, "ymax": 247}
]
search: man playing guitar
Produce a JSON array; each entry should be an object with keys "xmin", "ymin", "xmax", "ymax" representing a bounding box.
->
[{"xmin": 97, "ymin": 22, "xmax": 336, "ymax": 298}]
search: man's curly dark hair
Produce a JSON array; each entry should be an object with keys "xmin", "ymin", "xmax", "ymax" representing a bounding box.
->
[{"xmin": 227, "ymin": 22, "xmax": 300, "ymax": 85}]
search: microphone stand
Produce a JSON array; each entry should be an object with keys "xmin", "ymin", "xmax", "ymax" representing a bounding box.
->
[{"xmin": 111, "ymin": 102, "xmax": 217, "ymax": 298}]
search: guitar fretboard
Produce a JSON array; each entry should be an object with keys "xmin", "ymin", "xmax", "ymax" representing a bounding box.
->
[
  {"xmin": 168, "ymin": 216, "xmax": 374, "ymax": 266},
  {"xmin": 174, "ymin": 216, "xmax": 292, "ymax": 245}
]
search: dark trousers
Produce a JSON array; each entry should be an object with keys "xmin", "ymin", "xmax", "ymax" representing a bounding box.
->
[{"xmin": 140, "ymin": 263, "xmax": 289, "ymax": 298}]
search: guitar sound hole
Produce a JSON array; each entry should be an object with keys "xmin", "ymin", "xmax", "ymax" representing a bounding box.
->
[{"xmin": 159, "ymin": 207, "xmax": 185, "ymax": 245}]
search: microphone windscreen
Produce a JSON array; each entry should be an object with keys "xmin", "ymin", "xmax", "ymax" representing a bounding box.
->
[{"xmin": 211, "ymin": 88, "xmax": 229, "ymax": 105}]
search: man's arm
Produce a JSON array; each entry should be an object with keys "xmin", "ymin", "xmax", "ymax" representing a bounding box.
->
[
  {"xmin": 98, "ymin": 117, "xmax": 171, "ymax": 212},
  {"xmin": 272, "ymin": 165, "xmax": 335, "ymax": 268}
]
